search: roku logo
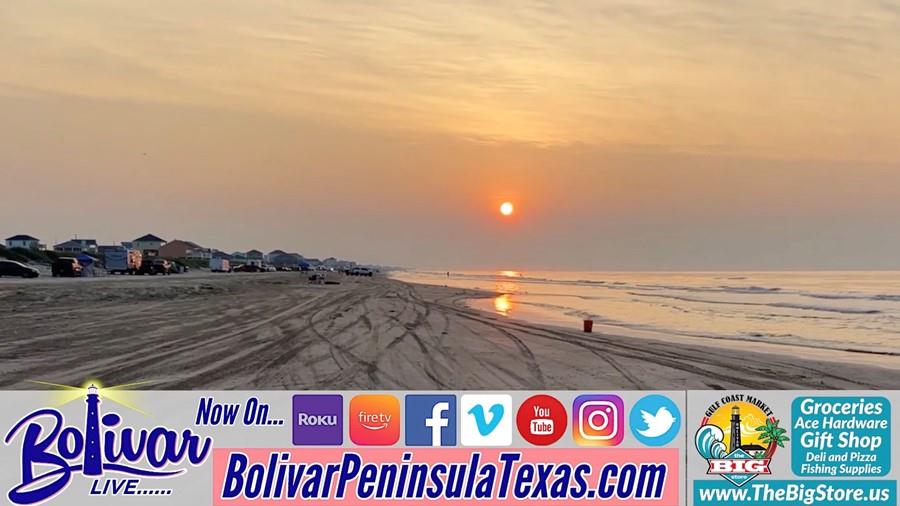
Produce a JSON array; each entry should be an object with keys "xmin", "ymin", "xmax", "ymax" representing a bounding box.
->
[{"xmin": 296, "ymin": 413, "xmax": 338, "ymax": 426}]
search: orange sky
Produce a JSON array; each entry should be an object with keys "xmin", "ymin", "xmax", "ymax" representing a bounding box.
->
[{"xmin": 1, "ymin": 1, "xmax": 899, "ymax": 268}]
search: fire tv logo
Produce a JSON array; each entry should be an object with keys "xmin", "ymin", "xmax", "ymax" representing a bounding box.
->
[
  {"xmin": 349, "ymin": 395, "xmax": 400, "ymax": 446},
  {"xmin": 516, "ymin": 395, "xmax": 566, "ymax": 445}
]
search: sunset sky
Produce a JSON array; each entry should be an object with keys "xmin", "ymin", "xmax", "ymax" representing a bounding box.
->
[{"xmin": 2, "ymin": 1, "xmax": 899, "ymax": 269}]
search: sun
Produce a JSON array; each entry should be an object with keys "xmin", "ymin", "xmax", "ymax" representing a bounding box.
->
[{"xmin": 500, "ymin": 202, "xmax": 514, "ymax": 216}]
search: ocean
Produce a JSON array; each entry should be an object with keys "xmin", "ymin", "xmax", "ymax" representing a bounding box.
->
[{"xmin": 391, "ymin": 270, "xmax": 900, "ymax": 355}]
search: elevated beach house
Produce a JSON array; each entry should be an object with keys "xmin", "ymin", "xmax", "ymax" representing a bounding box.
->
[
  {"xmin": 266, "ymin": 249, "xmax": 287, "ymax": 263},
  {"xmin": 132, "ymin": 234, "xmax": 167, "ymax": 255},
  {"xmin": 270, "ymin": 253, "xmax": 304, "ymax": 269},
  {"xmin": 5, "ymin": 234, "xmax": 42, "ymax": 250},
  {"xmin": 54, "ymin": 239, "xmax": 98, "ymax": 254},
  {"xmin": 159, "ymin": 239, "xmax": 212, "ymax": 260}
]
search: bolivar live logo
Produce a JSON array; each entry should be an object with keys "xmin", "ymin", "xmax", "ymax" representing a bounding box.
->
[
  {"xmin": 3, "ymin": 386, "xmax": 212, "ymax": 505},
  {"xmin": 694, "ymin": 394, "xmax": 788, "ymax": 487}
]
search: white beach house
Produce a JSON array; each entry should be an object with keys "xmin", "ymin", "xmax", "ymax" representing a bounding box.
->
[{"xmin": 5, "ymin": 234, "xmax": 42, "ymax": 250}]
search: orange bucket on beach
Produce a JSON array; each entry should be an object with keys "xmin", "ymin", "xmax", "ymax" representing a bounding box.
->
[{"xmin": 583, "ymin": 319, "xmax": 593, "ymax": 333}]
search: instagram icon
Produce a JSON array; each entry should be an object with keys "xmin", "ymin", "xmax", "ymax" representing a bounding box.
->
[{"xmin": 573, "ymin": 394, "xmax": 624, "ymax": 446}]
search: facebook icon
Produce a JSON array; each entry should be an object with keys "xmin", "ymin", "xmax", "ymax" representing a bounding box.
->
[{"xmin": 405, "ymin": 395, "xmax": 457, "ymax": 446}]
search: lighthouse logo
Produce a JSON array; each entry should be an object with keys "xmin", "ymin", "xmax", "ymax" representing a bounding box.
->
[
  {"xmin": 4, "ymin": 385, "xmax": 212, "ymax": 505},
  {"xmin": 694, "ymin": 396, "xmax": 788, "ymax": 487}
]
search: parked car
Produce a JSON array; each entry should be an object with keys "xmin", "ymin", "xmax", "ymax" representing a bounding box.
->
[
  {"xmin": 0, "ymin": 260, "xmax": 39, "ymax": 278},
  {"xmin": 349, "ymin": 267, "xmax": 374, "ymax": 277},
  {"xmin": 138, "ymin": 258, "xmax": 171, "ymax": 275},
  {"xmin": 52, "ymin": 257, "xmax": 82, "ymax": 277},
  {"xmin": 105, "ymin": 248, "xmax": 142, "ymax": 275},
  {"xmin": 234, "ymin": 263, "xmax": 263, "ymax": 273}
]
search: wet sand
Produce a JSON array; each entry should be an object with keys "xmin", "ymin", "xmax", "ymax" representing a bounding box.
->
[{"xmin": 0, "ymin": 273, "xmax": 898, "ymax": 389}]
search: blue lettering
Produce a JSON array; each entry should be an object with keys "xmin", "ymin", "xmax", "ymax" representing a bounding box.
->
[
  {"xmin": 497, "ymin": 452, "xmax": 521, "ymax": 499},
  {"xmin": 335, "ymin": 453, "xmax": 361, "ymax": 499},
  {"xmin": 221, "ymin": 453, "xmax": 247, "ymax": 499}
]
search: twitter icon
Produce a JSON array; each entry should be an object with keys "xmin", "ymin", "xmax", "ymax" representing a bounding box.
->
[{"xmin": 629, "ymin": 395, "xmax": 681, "ymax": 446}]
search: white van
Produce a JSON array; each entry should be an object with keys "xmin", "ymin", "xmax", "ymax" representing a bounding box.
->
[
  {"xmin": 210, "ymin": 257, "xmax": 231, "ymax": 273},
  {"xmin": 106, "ymin": 249, "xmax": 142, "ymax": 275}
]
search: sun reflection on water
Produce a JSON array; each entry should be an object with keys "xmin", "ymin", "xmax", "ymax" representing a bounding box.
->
[{"xmin": 493, "ymin": 293, "xmax": 513, "ymax": 316}]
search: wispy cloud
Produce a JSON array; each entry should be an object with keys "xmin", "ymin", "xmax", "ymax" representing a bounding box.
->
[{"xmin": 1, "ymin": 0, "xmax": 899, "ymax": 160}]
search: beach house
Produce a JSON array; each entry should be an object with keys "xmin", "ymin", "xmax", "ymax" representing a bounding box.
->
[
  {"xmin": 5, "ymin": 234, "xmax": 42, "ymax": 250},
  {"xmin": 132, "ymin": 234, "xmax": 167, "ymax": 255},
  {"xmin": 159, "ymin": 239, "xmax": 212, "ymax": 260},
  {"xmin": 54, "ymin": 239, "xmax": 97, "ymax": 254},
  {"xmin": 270, "ymin": 253, "xmax": 304, "ymax": 269},
  {"xmin": 72, "ymin": 239, "xmax": 98, "ymax": 252}
]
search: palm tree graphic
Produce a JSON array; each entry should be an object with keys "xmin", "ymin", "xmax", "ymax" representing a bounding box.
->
[{"xmin": 754, "ymin": 418, "xmax": 789, "ymax": 459}]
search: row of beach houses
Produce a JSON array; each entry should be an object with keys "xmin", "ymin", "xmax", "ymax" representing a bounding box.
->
[{"xmin": 4, "ymin": 233, "xmax": 355, "ymax": 270}]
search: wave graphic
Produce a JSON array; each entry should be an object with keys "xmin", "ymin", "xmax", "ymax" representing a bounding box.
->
[{"xmin": 695, "ymin": 424, "xmax": 728, "ymax": 459}]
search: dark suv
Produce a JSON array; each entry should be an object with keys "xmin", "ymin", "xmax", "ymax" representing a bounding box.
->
[
  {"xmin": 0, "ymin": 260, "xmax": 39, "ymax": 278},
  {"xmin": 52, "ymin": 258, "xmax": 82, "ymax": 277},
  {"xmin": 139, "ymin": 258, "xmax": 171, "ymax": 275}
]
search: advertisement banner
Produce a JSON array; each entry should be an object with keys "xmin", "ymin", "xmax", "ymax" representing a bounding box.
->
[
  {"xmin": 0, "ymin": 390, "xmax": 685, "ymax": 506},
  {"xmin": 3, "ymin": 388, "xmax": 898, "ymax": 505},
  {"xmin": 687, "ymin": 391, "xmax": 898, "ymax": 506}
]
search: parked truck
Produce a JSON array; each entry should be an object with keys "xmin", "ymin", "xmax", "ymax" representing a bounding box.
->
[
  {"xmin": 105, "ymin": 249, "xmax": 142, "ymax": 275},
  {"xmin": 210, "ymin": 257, "xmax": 231, "ymax": 273}
]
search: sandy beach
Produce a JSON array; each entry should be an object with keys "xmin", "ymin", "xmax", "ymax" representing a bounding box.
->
[{"xmin": 1, "ymin": 273, "xmax": 898, "ymax": 390}]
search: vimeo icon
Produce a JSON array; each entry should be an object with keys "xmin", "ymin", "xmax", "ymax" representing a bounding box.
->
[{"xmin": 461, "ymin": 394, "xmax": 512, "ymax": 446}]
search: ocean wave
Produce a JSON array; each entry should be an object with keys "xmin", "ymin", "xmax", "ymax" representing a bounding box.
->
[
  {"xmin": 800, "ymin": 292, "xmax": 900, "ymax": 302},
  {"xmin": 412, "ymin": 271, "xmax": 900, "ymax": 304},
  {"xmin": 768, "ymin": 302, "xmax": 881, "ymax": 314},
  {"xmin": 464, "ymin": 293, "xmax": 898, "ymax": 355},
  {"xmin": 630, "ymin": 292, "xmax": 883, "ymax": 315},
  {"xmin": 420, "ymin": 271, "xmax": 794, "ymax": 297},
  {"xmin": 404, "ymin": 271, "xmax": 898, "ymax": 354}
]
